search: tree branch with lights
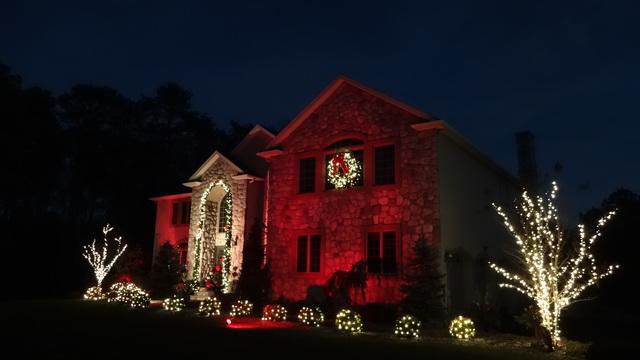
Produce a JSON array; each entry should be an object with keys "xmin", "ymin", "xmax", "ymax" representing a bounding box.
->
[
  {"xmin": 490, "ymin": 182, "xmax": 619, "ymax": 350},
  {"xmin": 82, "ymin": 224, "xmax": 128, "ymax": 288}
]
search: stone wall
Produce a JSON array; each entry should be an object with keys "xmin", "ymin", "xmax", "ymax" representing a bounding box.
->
[{"xmin": 266, "ymin": 83, "xmax": 440, "ymax": 303}]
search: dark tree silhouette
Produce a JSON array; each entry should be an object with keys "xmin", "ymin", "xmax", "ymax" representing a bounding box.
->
[
  {"xmin": 580, "ymin": 189, "xmax": 640, "ymax": 314},
  {"xmin": 400, "ymin": 234, "xmax": 445, "ymax": 323},
  {"xmin": 151, "ymin": 242, "xmax": 181, "ymax": 298},
  {"xmin": 236, "ymin": 220, "xmax": 270, "ymax": 307},
  {"xmin": 0, "ymin": 64, "xmax": 64, "ymax": 299},
  {"xmin": 0, "ymin": 63, "xmax": 258, "ymax": 299}
]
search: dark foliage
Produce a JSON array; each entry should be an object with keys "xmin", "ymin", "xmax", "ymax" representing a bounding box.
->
[
  {"xmin": 236, "ymin": 220, "xmax": 270, "ymax": 308},
  {"xmin": 400, "ymin": 234, "xmax": 445, "ymax": 324},
  {"xmin": 562, "ymin": 189, "xmax": 640, "ymax": 342},
  {"xmin": 110, "ymin": 244, "xmax": 147, "ymax": 285},
  {"xmin": 579, "ymin": 189, "xmax": 640, "ymax": 313},
  {"xmin": 0, "ymin": 63, "xmax": 257, "ymax": 299},
  {"xmin": 150, "ymin": 242, "xmax": 181, "ymax": 298},
  {"xmin": 356, "ymin": 303, "xmax": 399, "ymax": 326},
  {"xmin": 325, "ymin": 260, "xmax": 367, "ymax": 308}
]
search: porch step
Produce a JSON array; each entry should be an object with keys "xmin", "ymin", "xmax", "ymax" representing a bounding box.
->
[{"xmin": 190, "ymin": 287, "xmax": 214, "ymax": 301}]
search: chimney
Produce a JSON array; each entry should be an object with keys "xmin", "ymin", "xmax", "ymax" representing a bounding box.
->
[{"xmin": 515, "ymin": 131, "xmax": 538, "ymax": 193}]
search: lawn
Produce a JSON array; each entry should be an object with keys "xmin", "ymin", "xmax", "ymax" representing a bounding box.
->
[{"xmin": 2, "ymin": 300, "xmax": 587, "ymax": 359}]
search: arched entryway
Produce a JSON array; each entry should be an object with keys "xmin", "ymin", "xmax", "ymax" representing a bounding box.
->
[{"xmin": 191, "ymin": 179, "xmax": 233, "ymax": 292}]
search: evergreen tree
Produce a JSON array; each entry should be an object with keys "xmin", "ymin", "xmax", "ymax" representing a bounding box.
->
[
  {"xmin": 400, "ymin": 234, "xmax": 445, "ymax": 323},
  {"xmin": 236, "ymin": 220, "xmax": 270, "ymax": 307},
  {"xmin": 151, "ymin": 242, "xmax": 181, "ymax": 298}
]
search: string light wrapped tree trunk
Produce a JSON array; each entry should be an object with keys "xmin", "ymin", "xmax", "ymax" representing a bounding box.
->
[
  {"xmin": 82, "ymin": 224, "xmax": 128, "ymax": 288},
  {"xmin": 490, "ymin": 182, "xmax": 619, "ymax": 351}
]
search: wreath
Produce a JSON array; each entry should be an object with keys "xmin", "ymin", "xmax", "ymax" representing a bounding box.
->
[{"xmin": 327, "ymin": 150, "xmax": 361, "ymax": 188}]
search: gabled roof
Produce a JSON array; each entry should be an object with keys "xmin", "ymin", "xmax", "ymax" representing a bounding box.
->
[
  {"xmin": 412, "ymin": 120, "xmax": 518, "ymax": 184},
  {"xmin": 149, "ymin": 193, "xmax": 191, "ymax": 202},
  {"xmin": 231, "ymin": 125, "xmax": 275, "ymax": 155},
  {"xmin": 266, "ymin": 75, "xmax": 435, "ymax": 149},
  {"xmin": 187, "ymin": 150, "xmax": 243, "ymax": 182}
]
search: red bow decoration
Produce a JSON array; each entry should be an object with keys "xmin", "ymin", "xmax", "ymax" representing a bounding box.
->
[{"xmin": 331, "ymin": 153, "xmax": 349, "ymax": 176}]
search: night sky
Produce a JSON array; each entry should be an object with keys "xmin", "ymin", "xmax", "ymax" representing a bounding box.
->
[{"xmin": 2, "ymin": 0, "xmax": 638, "ymax": 219}]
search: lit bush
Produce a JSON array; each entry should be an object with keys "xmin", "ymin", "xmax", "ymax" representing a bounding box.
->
[
  {"xmin": 335, "ymin": 309, "xmax": 363, "ymax": 333},
  {"xmin": 198, "ymin": 297, "xmax": 221, "ymax": 316},
  {"xmin": 83, "ymin": 286, "xmax": 105, "ymax": 300},
  {"xmin": 230, "ymin": 299, "xmax": 253, "ymax": 317},
  {"xmin": 298, "ymin": 307, "xmax": 325, "ymax": 327},
  {"xmin": 130, "ymin": 291, "xmax": 150, "ymax": 309},
  {"xmin": 107, "ymin": 282, "xmax": 128, "ymax": 302},
  {"xmin": 449, "ymin": 315, "xmax": 475, "ymax": 340},
  {"xmin": 163, "ymin": 296, "xmax": 185, "ymax": 312},
  {"xmin": 394, "ymin": 314, "xmax": 422, "ymax": 338},
  {"xmin": 262, "ymin": 304, "xmax": 287, "ymax": 321},
  {"xmin": 107, "ymin": 282, "xmax": 148, "ymax": 307}
]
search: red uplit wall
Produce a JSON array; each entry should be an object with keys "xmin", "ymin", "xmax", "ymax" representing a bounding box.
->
[
  {"xmin": 265, "ymin": 83, "xmax": 440, "ymax": 304},
  {"xmin": 151, "ymin": 193, "xmax": 192, "ymax": 265}
]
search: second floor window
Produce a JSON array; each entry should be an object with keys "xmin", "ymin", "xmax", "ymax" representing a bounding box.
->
[
  {"xmin": 298, "ymin": 157, "xmax": 316, "ymax": 193},
  {"xmin": 172, "ymin": 200, "xmax": 191, "ymax": 225},
  {"xmin": 297, "ymin": 234, "xmax": 321, "ymax": 272},
  {"xmin": 374, "ymin": 144, "xmax": 395, "ymax": 185}
]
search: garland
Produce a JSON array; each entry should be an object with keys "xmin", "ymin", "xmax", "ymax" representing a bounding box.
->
[{"xmin": 192, "ymin": 179, "xmax": 233, "ymax": 292}]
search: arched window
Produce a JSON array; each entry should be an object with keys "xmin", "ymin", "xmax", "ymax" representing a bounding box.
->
[{"xmin": 324, "ymin": 138, "xmax": 364, "ymax": 150}]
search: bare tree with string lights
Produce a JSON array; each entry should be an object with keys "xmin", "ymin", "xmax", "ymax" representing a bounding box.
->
[
  {"xmin": 82, "ymin": 224, "xmax": 128, "ymax": 288},
  {"xmin": 490, "ymin": 182, "xmax": 619, "ymax": 350}
]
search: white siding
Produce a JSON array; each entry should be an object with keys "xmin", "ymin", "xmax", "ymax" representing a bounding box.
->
[{"xmin": 436, "ymin": 131, "xmax": 518, "ymax": 311}]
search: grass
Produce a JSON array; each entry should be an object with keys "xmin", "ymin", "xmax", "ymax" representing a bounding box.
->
[{"xmin": 2, "ymin": 300, "xmax": 587, "ymax": 359}]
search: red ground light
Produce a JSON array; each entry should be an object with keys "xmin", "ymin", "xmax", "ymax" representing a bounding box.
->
[{"xmin": 224, "ymin": 317, "xmax": 298, "ymax": 329}]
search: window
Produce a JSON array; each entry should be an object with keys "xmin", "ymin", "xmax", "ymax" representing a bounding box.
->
[
  {"xmin": 218, "ymin": 193, "xmax": 230, "ymax": 233},
  {"xmin": 366, "ymin": 231, "xmax": 398, "ymax": 274},
  {"xmin": 296, "ymin": 234, "xmax": 321, "ymax": 272},
  {"xmin": 298, "ymin": 157, "xmax": 316, "ymax": 193},
  {"xmin": 172, "ymin": 203, "xmax": 179, "ymax": 224},
  {"xmin": 181, "ymin": 201, "xmax": 190, "ymax": 224},
  {"xmin": 325, "ymin": 150, "xmax": 364, "ymax": 190},
  {"xmin": 178, "ymin": 241, "xmax": 188, "ymax": 266},
  {"xmin": 172, "ymin": 200, "xmax": 191, "ymax": 225},
  {"xmin": 374, "ymin": 144, "xmax": 395, "ymax": 185},
  {"xmin": 325, "ymin": 139, "xmax": 364, "ymax": 149}
]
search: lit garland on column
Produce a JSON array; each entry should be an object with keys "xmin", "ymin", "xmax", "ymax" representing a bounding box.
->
[
  {"xmin": 262, "ymin": 304, "xmax": 287, "ymax": 321},
  {"xmin": 192, "ymin": 180, "xmax": 233, "ymax": 292},
  {"xmin": 297, "ymin": 307, "xmax": 324, "ymax": 327},
  {"xmin": 82, "ymin": 224, "xmax": 127, "ymax": 288},
  {"xmin": 326, "ymin": 150, "xmax": 361, "ymax": 189},
  {"xmin": 394, "ymin": 315, "xmax": 422, "ymax": 338},
  {"xmin": 335, "ymin": 309, "xmax": 363, "ymax": 333},
  {"xmin": 449, "ymin": 316, "xmax": 475, "ymax": 340},
  {"xmin": 489, "ymin": 181, "xmax": 619, "ymax": 350}
]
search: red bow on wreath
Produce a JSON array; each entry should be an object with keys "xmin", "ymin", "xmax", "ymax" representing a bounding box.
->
[{"xmin": 331, "ymin": 153, "xmax": 349, "ymax": 176}]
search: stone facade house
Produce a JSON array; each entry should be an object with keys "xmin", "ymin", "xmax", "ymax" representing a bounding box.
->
[{"xmin": 151, "ymin": 76, "xmax": 518, "ymax": 311}]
